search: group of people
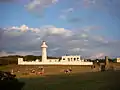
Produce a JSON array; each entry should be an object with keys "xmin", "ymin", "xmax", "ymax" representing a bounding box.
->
[
  {"xmin": 31, "ymin": 67, "xmax": 45, "ymax": 75},
  {"xmin": 11, "ymin": 66, "xmax": 73, "ymax": 76},
  {"xmin": 64, "ymin": 68, "xmax": 72, "ymax": 74},
  {"xmin": 10, "ymin": 66, "xmax": 45, "ymax": 76}
]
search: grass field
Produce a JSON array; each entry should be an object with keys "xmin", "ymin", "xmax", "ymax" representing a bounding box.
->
[
  {"xmin": 1, "ymin": 64, "xmax": 120, "ymax": 90},
  {"xmin": 19, "ymin": 71, "xmax": 120, "ymax": 90},
  {"xmin": 0, "ymin": 65, "xmax": 98, "ymax": 78}
]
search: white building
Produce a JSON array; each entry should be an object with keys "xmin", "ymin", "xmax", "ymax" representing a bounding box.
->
[
  {"xmin": 116, "ymin": 58, "xmax": 120, "ymax": 63},
  {"xmin": 18, "ymin": 41, "xmax": 93, "ymax": 65}
]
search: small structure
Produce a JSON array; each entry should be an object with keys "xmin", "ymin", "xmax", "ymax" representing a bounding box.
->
[
  {"xmin": 99, "ymin": 63, "xmax": 106, "ymax": 71},
  {"xmin": 18, "ymin": 41, "xmax": 93, "ymax": 65},
  {"xmin": 105, "ymin": 56, "xmax": 109, "ymax": 70},
  {"xmin": 116, "ymin": 58, "xmax": 120, "ymax": 63}
]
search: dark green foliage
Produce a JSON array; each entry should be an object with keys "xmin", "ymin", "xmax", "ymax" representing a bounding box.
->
[{"xmin": 24, "ymin": 55, "xmax": 39, "ymax": 61}]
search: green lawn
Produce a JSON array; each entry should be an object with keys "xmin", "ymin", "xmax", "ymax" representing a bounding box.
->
[
  {"xmin": 1, "ymin": 65, "xmax": 120, "ymax": 90},
  {"xmin": 19, "ymin": 71, "xmax": 120, "ymax": 90}
]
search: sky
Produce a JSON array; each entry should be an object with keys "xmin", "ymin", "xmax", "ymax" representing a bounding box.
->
[{"xmin": 0, "ymin": 0, "xmax": 120, "ymax": 59}]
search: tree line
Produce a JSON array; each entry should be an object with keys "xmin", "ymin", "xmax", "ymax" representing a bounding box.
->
[
  {"xmin": 0, "ymin": 55, "xmax": 59, "ymax": 65},
  {"xmin": 0, "ymin": 55, "xmax": 116, "ymax": 66}
]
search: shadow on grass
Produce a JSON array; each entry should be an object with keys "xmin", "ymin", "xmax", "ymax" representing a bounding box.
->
[
  {"xmin": 0, "ymin": 71, "xmax": 25, "ymax": 90},
  {"xmin": 19, "ymin": 70, "xmax": 120, "ymax": 90}
]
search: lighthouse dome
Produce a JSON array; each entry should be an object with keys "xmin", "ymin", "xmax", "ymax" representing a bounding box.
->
[{"xmin": 41, "ymin": 41, "xmax": 48, "ymax": 48}]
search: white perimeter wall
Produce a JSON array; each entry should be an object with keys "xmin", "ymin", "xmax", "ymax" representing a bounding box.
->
[{"xmin": 18, "ymin": 58, "xmax": 93, "ymax": 65}]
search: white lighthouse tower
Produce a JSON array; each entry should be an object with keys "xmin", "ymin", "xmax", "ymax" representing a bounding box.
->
[{"xmin": 41, "ymin": 41, "xmax": 48, "ymax": 63}]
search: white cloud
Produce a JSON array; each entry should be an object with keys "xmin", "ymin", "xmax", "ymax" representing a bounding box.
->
[
  {"xmin": 49, "ymin": 47, "xmax": 60, "ymax": 52},
  {"xmin": 84, "ymin": 39, "xmax": 88, "ymax": 42},
  {"xmin": 89, "ymin": 52, "xmax": 105, "ymax": 59},
  {"xmin": 0, "ymin": 51, "xmax": 8, "ymax": 57},
  {"xmin": 68, "ymin": 48, "xmax": 87, "ymax": 52},
  {"xmin": 48, "ymin": 27, "xmax": 73, "ymax": 36},
  {"xmin": 93, "ymin": 36, "xmax": 108, "ymax": 43},
  {"xmin": 25, "ymin": 0, "xmax": 58, "ymax": 13},
  {"xmin": 5, "ymin": 24, "xmax": 41, "ymax": 33},
  {"xmin": 83, "ymin": 26, "xmax": 101, "ymax": 32},
  {"xmin": 1, "ymin": 25, "xmax": 120, "ymax": 58},
  {"xmin": 81, "ymin": 33, "xmax": 88, "ymax": 38}
]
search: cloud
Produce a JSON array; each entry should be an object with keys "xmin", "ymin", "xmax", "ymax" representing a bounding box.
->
[
  {"xmin": 68, "ymin": 48, "xmax": 87, "ymax": 53},
  {"xmin": 89, "ymin": 52, "xmax": 105, "ymax": 59},
  {"xmin": 83, "ymin": 0, "xmax": 97, "ymax": 7},
  {"xmin": 0, "ymin": 50, "xmax": 36, "ymax": 57},
  {"xmin": 72, "ymin": 0, "xmax": 120, "ymax": 19},
  {"xmin": 0, "ymin": 25, "xmax": 120, "ymax": 58},
  {"xmin": 5, "ymin": 24, "xmax": 40, "ymax": 33},
  {"xmin": 0, "ymin": 28, "xmax": 4, "ymax": 39},
  {"xmin": 82, "ymin": 26, "xmax": 101, "ymax": 32},
  {"xmin": 58, "ymin": 0, "xmax": 120, "ymax": 23},
  {"xmin": 25, "ymin": 0, "xmax": 58, "ymax": 15}
]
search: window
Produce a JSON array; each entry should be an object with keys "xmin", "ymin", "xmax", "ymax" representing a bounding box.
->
[
  {"xmin": 74, "ymin": 58, "xmax": 76, "ymax": 61},
  {"xmin": 71, "ymin": 58, "xmax": 72, "ymax": 61},
  {"xmin": 77, "ymin": 58, "xmax": 79, "ymax": 61},
  {"xmin": 68, "ymin": 58, "xmax": 70, "ymax": 61},
  {"xmin": 63, "ymin": 58, "xmax": 65, "ymax": 60}
]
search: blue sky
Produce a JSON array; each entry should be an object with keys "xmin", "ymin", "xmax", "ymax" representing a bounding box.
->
[{"xmin": 0, "ymin": 0, "xmax": 120, "ymax": 58}]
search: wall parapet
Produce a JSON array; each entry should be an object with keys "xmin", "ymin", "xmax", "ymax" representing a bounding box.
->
[{"xmin": 18, "ymin": 58, "xmax": 93, "ymax": 65}]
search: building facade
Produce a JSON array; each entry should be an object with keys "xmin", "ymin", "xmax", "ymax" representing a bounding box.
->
[
  {"xmin": 18, "ymin": 41, "xmax": 93, "ymax": 65},
  {"xmin": 116, "ymin": 58, "xmax": 120, "ymax": 63}
]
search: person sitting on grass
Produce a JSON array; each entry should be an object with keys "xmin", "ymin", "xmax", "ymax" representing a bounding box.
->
[
  {"xmin": 11, "ymin": 69, "xmax": 14, "ymax": 75},
  {"xmin": 31, "ymin": 69, "xmax": 35, "ymax": 73},
  {"xmin": 68, "ymin": 67, "xmax": 72, "ymax": 73},
  {"xmin": 64, "ymin": 68, "xmax": 72, "ymax": 74},
  {"xmin": 40, "ymin": 67, "xmax": 44, "ymax": 75},
  {"xmin": 64, "ymin": 69, "xmax": 68, "ymax": 73}
]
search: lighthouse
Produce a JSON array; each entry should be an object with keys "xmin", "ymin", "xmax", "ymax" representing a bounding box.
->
[{"xmin": 41, "ymin": 41, "xmax": 48, "ymax": 63}]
